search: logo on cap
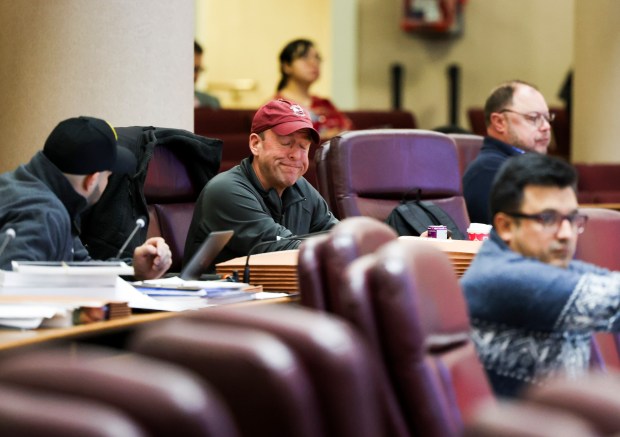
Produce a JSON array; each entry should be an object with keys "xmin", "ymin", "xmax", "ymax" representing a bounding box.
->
[{"xmin": 290, "ymin": 104, "xmax": 306, "ymax": 117}]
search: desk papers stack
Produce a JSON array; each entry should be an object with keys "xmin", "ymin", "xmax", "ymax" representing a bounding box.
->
[
  {"xmin": 132, "ymin": 276, "xmax": 263, "ymax": 308},
  {"xmin": 1, "ymin": 261, "xmax": 134, "ymax": 288},
  {"xmin": 0, "ymin": 296, "xmax": 131, "ymax": 329},
  {"xmin": 216, "ymin": 250, "xmax": 299, "ymax": 293}
]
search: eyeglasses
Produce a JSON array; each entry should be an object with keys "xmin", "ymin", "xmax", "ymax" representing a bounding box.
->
[
  {"xmin": 499, "ymin": 109, "xmax": 555, "ymax": 128},
  {"xmin": 505, "ymin": 211, "xmax": 588, "ymax": 234}
]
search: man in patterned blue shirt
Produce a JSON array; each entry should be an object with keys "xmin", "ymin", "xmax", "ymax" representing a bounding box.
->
[{"xmin": 461, "ymin": 153, "xmax": 619, "ymax": 398}]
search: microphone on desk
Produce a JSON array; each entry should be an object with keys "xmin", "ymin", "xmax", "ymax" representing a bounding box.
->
[
  {"xmin": 0, "ymin": 228, "xmax": 16, "ymax": 260},
  {"xmin": 243, "ymin": 230, "xmax": 332, "ymax": 284},
  {"xmin": 115, "ymin": 217, "xmax": 146, "ymax": 259}
]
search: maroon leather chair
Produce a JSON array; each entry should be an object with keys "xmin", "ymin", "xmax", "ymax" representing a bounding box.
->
[
  {"xmin": 342, "ymin": 239, "xmax": 493, "ymax": 436},
  {"xmin": 343, "ymin": 109, "xmax": 417, "ymax": 130},
  {"xmin": 575, "ymin": 164, "xmax": 620, "ymax": 204},
  {"xmin": 468, "ymin": 372, "xmax": 620, "ymax": 436},
  {"xmin": 575, "ymin": 207, "xmax": 620, "ymax": 370},
  {"xmin": 525, "ymin": 373, "xmax": 620, "ymax": 435},
  {"xmin": 466, "ymin": 107, "xmax": 486, "ymax": 136},
  {"xmin": 448, "ymin": 133, "xmax": 484, "ymax": 179},
  {"xmin": 144, "ymin": 144, "xmax": 207, "ymax": 272},
  {"xmin": 194, "ymin": 107, "xmax": 253, "ymax": 175},
  {"xmin": 297, "ymin": 216, "xmax": 398, "ymax": 313},
  {"xmin": 314, "ymin": 142, "xmax": 334, "ymax": 211},
  {"xmin": 297, "ymin": 217, "xmax": 406, "ymax": 436},
  {"xmin": 131, "ymin": 305, "xmax": 380, "ymax": 437},
  {"xmin": 465, "ymin": 399, "xmax": 598, "ymax": 437},
  {"xmin": 324, "ymin": 129, "xmax": 470, "ymax": 235},
  {"xmin": 0, "ymin": 348, "xmax": 238, "ymax": 437},
  {"xmin": 0, "ymin": 383, "xmax": 146, "ymax": 437},
  {"xmin": 133, "ymin": 318, "xmax": 319, "ymax": 437}
]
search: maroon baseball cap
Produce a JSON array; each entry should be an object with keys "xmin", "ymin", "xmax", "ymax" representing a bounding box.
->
[{"xmin": 251, "ymin": 99, "xmax": 320, "ymax": 145}]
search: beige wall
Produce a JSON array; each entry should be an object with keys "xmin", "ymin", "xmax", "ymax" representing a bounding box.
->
[
  {"xmin": 572, "ymin": 0, "xmax": 620, "ymax": 163},
  {"xmin": 358, "ymin": 0, "xmax": 574, "ymax": 130},
  {"xmin": 196, "ymin": 0, "xmax": 333, "ymax": 109},
  {"xmin": 0, "ymin": 0, "xmax": 193, "ymax": 173},
  {"xmin": 199, "ymin": 1, "xmax": 573, "ymax": 131}
]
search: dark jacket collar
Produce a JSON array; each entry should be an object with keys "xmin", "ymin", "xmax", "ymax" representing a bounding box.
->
[{"xmin": 483, "ymin": 136, "xmax": 525, "ymax": 155}]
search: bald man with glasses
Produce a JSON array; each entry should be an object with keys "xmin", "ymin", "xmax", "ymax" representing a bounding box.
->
[
  {"xmin": 461, "ymin": 153, "xmax": 620, "ymax": 399},
  {"xmin": 463, "ymin": 80, "xmax": 553, "ymax": 224}
]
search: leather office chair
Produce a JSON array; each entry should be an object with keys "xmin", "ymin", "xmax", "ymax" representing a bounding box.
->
[
  {"xmin": 144, "ymin": 144, "xmax": 206, "ymax": 272},
  {"xmin": 297, "ymin": 217, "xmax": 407, "ymax": 436},
  {"xmin": 468, "ymin": 372, "xmax": 620, "ymax": 436},
  {"xmin": 466, "ymin": 108, "xmax": 486, "ymax": 136},
  {"xmin": 343, "ymin": 109, "xmax": 417, "ymax": 130},
  {"xmin": 574, "ymin": 207, "xmax": 620, "ymax": 370},
  {"xmin": 465, "ymin": 399, "xmax": 598, "ymax": 437},
  {"xmin": 324, "ymin": 129, "xmax": 470, "ymax": 235},
  {"xmin": 314, "ymin": 142, "xmax": 335, "ymax": 212},
  {"xmin": 0, "ymin": 348, "xmax": 238, "ymax": 437},
  {"xmin": 524, "ymin": 373, "xmax": 620, "ymax": 435},
  {"xmin": 0, "ymin": 383, "xmax": 146, "ymax": 437},
  {"xmin": 297, "ymin": 216, "xmax": 398, "ymax": 313},
  {"xmin": 131, "ymin": 304, "xmax": 380, "ymax": 437},
  {"xmin": 342, "ymin": 239, "xmax": 493, "ymax": 436},
  {"xmin": 448, "ymin": 133, "xmax": 484, "ymax": 179}
]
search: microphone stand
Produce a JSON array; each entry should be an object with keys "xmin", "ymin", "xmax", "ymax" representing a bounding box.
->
[
  {"xmin": 0, "ymin": 228, "xmax": 16, "ymax": 260},
  {"xmin": 115, "ymin": 218, "xmax": 146, "ymax": 259}
]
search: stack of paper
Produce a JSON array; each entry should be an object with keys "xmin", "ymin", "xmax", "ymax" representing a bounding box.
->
[
  {"xmin": 132, "ymin": 276, "xmax": 263, "ymax": 308},
  {"xmin": 2, "ymin": 261, "xmax": 134, "ymax": 288},
  {"xmin": 398, "ymin": 237, "xmax": 482, "ymax": 277},
  {"xmin": 0, "ymin": 296, "xmax": 131, "ymax": 329},
  {"xmin": 215, "ymin": 250, "xmax": 299, "ymax": 293}
]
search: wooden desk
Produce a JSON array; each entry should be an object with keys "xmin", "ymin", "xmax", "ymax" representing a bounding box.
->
[{"xmin": 0, "ymin": 296, "xmax": 294, "ymax": 354}]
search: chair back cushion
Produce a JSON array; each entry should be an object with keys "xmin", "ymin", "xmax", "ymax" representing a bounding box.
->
[
  {"xmin": 179, "ymin": 305, "xmax": 381, "ymax": 437},
  {"xmin": 326, "ymin": 130, "xmax": 469, "ymax": 233},
  {"xmin": 448, "ymin": 133, "xmax": 484, "ymax": 179},
  {"xmin": 0, "ymin": 348, "xmax": 238, "ymax": 437},
  {"xmin": 132, "ymin": 319, "xmax": 319, "ymax": 437},
  {"xmin": 342, "ymin": 239, "xmax": 493, "ymax": 436}
]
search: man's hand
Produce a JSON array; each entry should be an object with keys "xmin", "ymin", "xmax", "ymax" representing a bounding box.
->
[{"xmin": 132, "ymin": 237, "xmax": 172, "ymax": 280}]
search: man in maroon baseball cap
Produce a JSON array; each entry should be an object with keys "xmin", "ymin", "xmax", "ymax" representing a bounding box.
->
[{"xmin": 184, "ymin": 99, "xmax": 338, "ymax": 268}]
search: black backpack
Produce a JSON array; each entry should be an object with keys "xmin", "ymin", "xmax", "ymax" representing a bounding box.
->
[{"xmin": 386, "ymin": 192, "xmax": 465, "ymax": 240}]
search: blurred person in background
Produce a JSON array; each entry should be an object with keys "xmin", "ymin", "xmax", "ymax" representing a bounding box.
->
[
  {"xmin": 275, "ymin": 38, "xmax": 353, "ymax": 140},
  {"xmin": 194, "ymin": 40, "xmax": 221, "ymax": 109}
]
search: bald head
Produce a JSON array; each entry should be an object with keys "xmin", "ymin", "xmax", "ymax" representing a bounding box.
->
[{"xmin": 485, "ymin": 81, "xmax": 552, "ymax": 154}]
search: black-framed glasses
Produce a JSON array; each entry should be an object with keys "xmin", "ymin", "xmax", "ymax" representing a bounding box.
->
[
  {"xmin": 499, "ymin": 109, "xmax": 555, "ymax": 128},
  {"xmin": 505, "ymin": 211, "xmax": 588, "ymax": 234}
]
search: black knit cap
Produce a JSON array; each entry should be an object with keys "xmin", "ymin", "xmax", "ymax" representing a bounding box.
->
[{"xmin": 43, "ymin": 116, "xmax": 136, "ymax": 175}]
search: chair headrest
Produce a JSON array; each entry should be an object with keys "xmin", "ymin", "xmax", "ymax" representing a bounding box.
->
[{"xmin": 329, "ymin": 129, "xmax": 461, "ymax": 198}]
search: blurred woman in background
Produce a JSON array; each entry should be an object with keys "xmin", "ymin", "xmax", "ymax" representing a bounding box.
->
[{"xmin": 276, "ymin": 39, "xmax": 353, "ymax": 139}]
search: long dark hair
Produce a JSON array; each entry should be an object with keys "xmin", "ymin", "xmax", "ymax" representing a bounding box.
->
[{"xmin": 277, "ymin": 39, "xmax": 314, "ymax": 92}]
